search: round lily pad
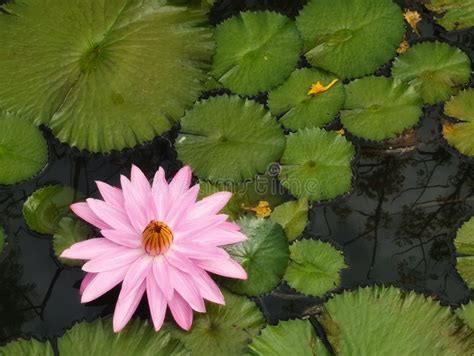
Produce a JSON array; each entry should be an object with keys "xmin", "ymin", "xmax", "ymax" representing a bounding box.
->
[
  {"xmin": 270, "ymin": 199, "xmax": 308, "ymax": 241},
  {"xmin": 456, "ymin": 302, "xmax": 474, "ymax": 331},
  {"xmin": 284, "ymin": 240, "xmax": 346, "ymax": 297},
  {"xmin": 53, "ymin": 217, "xmax": 92, "ymax": 267},
  {"xmin": 320, "ymin": 287, "xmax": 474, "ymax": 355},
  {"xmin": 248, "ymin": 319, "xmax": 330, "ymax": 356},
  {"xmin": 224, "ymin": 217, "xmax": 290, "ymax": 296},
  {"xmin": 168, "ymin": 289, "xmax": 265, "ymax": 355},
  {"xmin": 443, "ymin": 88, "xmax": 474, "ymax": 157},
  {"xmin": 296, "ymin": 0, "xmax": 405, "ymax": 79},
  {"xmin": 0, "ymin": 112, "xmax": 48, "ymax": 185},
  {"xmin": 279, "ymin": 128, "xmax": 356, "ymax": 202},
  {"xmin": 268, "ymin": 68, "xmax": 344, "ymax": 131},
  {"xmin": 176, "ymin": 95, "xmax": 286, "ymax": 183},
  {"xmin": 425, "ymin": 0, "xmax": 474, "ymax": 31},
  {"xmin": 454, "ymin": 217, "xmax": 474, "ymax": 288},
  {"xmin": 341, "ymin": 76, "xmax": 423, "ymax": 141},
  {"xmin": 0, "ymin": 339, "xmax": 53, "ymax": 356},
  {"xmin": 0, "ymin": 0, "xmax": 213, "ymax": 152},
  {"xmin": 392, "ymin": 41, "xmax": 471, "ymax": 104},
  {"xmin": 211, "ymin": 11, "xmax": 302, "ymax": 96},
  {"xmin": 58, "ymin": 318, "xmax": 187, "ymax": 355},
  {"xmin": 23, "ymin": 185, "xmax": 84, "ymax": 235}
]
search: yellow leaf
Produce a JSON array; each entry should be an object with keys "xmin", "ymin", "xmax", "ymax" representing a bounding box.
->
[{"xmin": 308, "ymin": 79, "xmax": 338, "ymax": 96}]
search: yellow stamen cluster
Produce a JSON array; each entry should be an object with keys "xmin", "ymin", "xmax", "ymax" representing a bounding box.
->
[
  {"xmin": 307, "ymin": 79, "xmax": 338, "ymax": 96},
  {"xmin": 397, "ymin": 40, "xmax": 410, "ymax": 54},
  {"xmin": 404, "ymin": 10, "xmax": 421, "ymax": 35},
  {"xmin": 142, "ymin": 221, "xmax": 173, "ymax": 256}
]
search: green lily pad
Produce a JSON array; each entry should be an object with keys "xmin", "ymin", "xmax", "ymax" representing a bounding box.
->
[
  {"xmin": 443, "ymin": 88, "xmax": 474, "ymax": 157},
  {"xmin": 176, "ymin": 95, "xmax": 286, "ymax": 183},
  {"xmin": 23, "ymin": 185, "xmax": 84, "ymax": 235},
  {"xmin": 279, "ymin": 128, "xmax": 355, "ymax": 202},
  {"xmin": 320, "ymin": 287, "xmax": 474, "ymax": 355},
  {"xmin": 456, "ymin": 302, "xmax": 474, "ymax": 331},
  {"xmin": 425, "ymin": 0, "xmax": 474, "ymax": 31},
  {"xmin": 58, "ymin": 318, "xmax": 188, "ymax": 355},
  {"xmin": 296, "ymin": 0, "xmax": 404, "ymax": 79},
  {"xmin": 211, "ymin": 11, "xmax": 302, "ymax": 96},
  {"xmin": 249, "ymin": 319, "xmax": 330, "ymax": 356},
  {"xmin": 270, "ymin": 199, "xmax": 308, "ymax": 241},
  {"xmin": 392, "ymin": 41, "xmax": 471, "ymax": 104},
  {"xmin": 341, "ymin": 76, "xmax": 423, "ymax": 141},
  {"xmin": 0, "ymin": 339, "xmax": 53, "ymax": 356},
  {"xmin": 168, "ymin": 289, "xmax": 265, "ymax": 355},
  {"xmin": 53, "ymin": 217, "xmax": 92, "ymax": 267},
  {"xmin": 284, "ymin": 240, "xmax": 346, "ymax": 297},
  {"xmin": 268, "ymin": 68, "xmax": 345, "ymax": 130},
  {"xmin": 0, "ymin": 112, "xmax": 48, "ymax": 185},
  {"xmin": 454, "ymin": 217, "xmax": 474, "ymax": 288},
  {"xmin": 224, "ymin": 217, "xmax": 290, "ymax": 296},
  {"xmin": 0, "ymin": 0, "xmax": 213, "ymax": 152}
]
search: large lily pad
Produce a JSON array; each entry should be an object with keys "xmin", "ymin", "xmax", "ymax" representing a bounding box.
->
[
  {"xmin": 224, "ymin": 217, "xmax": 290, "ymax": 296},
  {"xmin": 270, "ymin": 199, "xmax": 308, "ymax": 241},
  {"xmin": 53, "ymin": 217, "xmax": 92, "ymax": 267},
  {"xmin": 341, "ymin": 76, "xmax": 423, "ymax": 141},
  {"xmin": 176, "ymin": 95, "xmax": 286, "ymax": 183},
  {"xmin": 0, "ymin": 0, "xmax": 213, "ymax": 152},
  {"xmin": 425, "ymin": 0, "xmax": 474, "ymax": 31},
  {"xmin": 320, "ymin": 287, "xmax": 474, "ymax": 355},
  {"xmin": 284, "ymin": 240, "xmax": 346, "ymax": 297},
  {"xmin": 392, "ymin": 41, "xmax": 471, "ymax": 104},
  {"xmin": 454, "ymin": 217, "xmax": 474, "ymax": 288},
  {"xmin": 442, "ymin": 88, "xmax": 474, "ymax": 157},
  {"xmin": 211, "ymin": 11, "xmax": 302, "ymax": 96},
  {"xmin": 248, "ymin": 319, "xmax": 330, "ymax": 356},
  {"xmin": 268, "ymin": 68, "xmax": 345, "ymax": 130},
  {"xmin": 296, "ymin": 0, "xmax": 405, "ymax": 79},
  {"xmin": 279, "ymin": 128, "xmax": 355, "ymax": 202},
  {"xmin": 0, "ymin": 112, "xmax": 48, "ymax": 185},
  {"xmin": 456, "ymin": 302, "xmax": 474, "ymax": 331},
  {"xmin": 0, "ymin": 339, "xmax": 53, "ymax": 356}
]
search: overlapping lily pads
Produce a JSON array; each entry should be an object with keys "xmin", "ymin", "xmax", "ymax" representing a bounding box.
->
[
  {"xmin": 296, "ymin": 0, "xmax": 405, "ymax": 79},
  {"xmin": 341, "ymin": 76, "xmax": 423, "ymax": 141},
  {"xmin": 392, "ymin": 41, "xmax": 471, "ymax": 104},
  {"xmin": 279, "ymin": 128, "xmax": 355, "ymax": 202},
  {"xmin": 320, "ymin": 287, "xmax": 474, "ymax": 354},
  {"xmin": 454, "ymin": 217, "xmax": 474, "ymax": 288},
  {"xmin": 425, "ymin": 0, "xmax": 474, "ymax": 31},
  {"xmin": 53, "ymin": 217, "xmax": 92, "ymax": 267},
  {"xmin": 211, "ymin": 11, "xmax": 302, "ymax": 95},
  {"xmin": 0, "ymin": 0, "xmax": 213, "ymax": 152},
  {"xmin": 268, "ymin": 68, "xmax": 344, "ymax": 130},
  {"xmin": 0, "ymin": 338, "xmax": 53, "ymax": 356},
  {"xmin": 176, "ymin": 95, "xmax": 286, "ymax": 182},
  {"xmin": 0, "ymin": 112, "xmax": 48, "ymax": 185},
  {"xmin": 270, "ymin": 199, "xmax": 308, "ymax": 241}
]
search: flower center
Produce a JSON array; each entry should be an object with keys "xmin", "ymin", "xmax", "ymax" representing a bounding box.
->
[{"xmin": 142, "ymin": 221, "xmax": 173, "ymax": 256}]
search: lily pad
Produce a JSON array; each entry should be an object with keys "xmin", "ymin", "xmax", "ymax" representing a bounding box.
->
[
  {"xmin": 224, "ymin": 217, "xmax": 290, "ymax": 296},
  {"xmin": 425, "ymin": 0, "xmax": 474, "ymax": 31},
  {"xmin": 57, "ymin": 318, "xmax": 187, "ymax": 355},
  {"xmin": 0, "ymin": 0, "xmax": 213, "ymax": 152},
  {"xmin": 284, "ymin": 240, "xmax": 346, "ymax": 297},
  {"xmin": 320, "ymin": 286, "xmax": 474, "ymax": 355},
  {"xmin": 454, "ymin": 217, "xmax": 474, "ymax": 288},
  {"xmin": 53, "ymin": 217, "xmax": 92, "ymax": 267},
  {"xmin": 456, "ymin": 302, "xmax": 474, "ymax": 331},
  {"xmin": 442, "ymin": 88, "xmax": 474, "ymax": 157},
  {"xmin": 23, "ymin": 185, "xmax": 84, "ymax": 235},
  {"xmin": 211, "ymin": 11, "xmax": 302, "ymax": 95},
  {"xmin": 279, "ymin": 128, "xmax": 355, "ymax": 202},
  {"xmin": 0, "ymin": 112, "xmax": 48, "ymax": 185},
  {"xmin": 268, "ymin": 68, "xmax": 345, "ymax": 130},
  {"xmin": 270, "ymin": 199, "xmax": 308, "ymax": 241},
  {"xmin": 341, "ymin": 76, "xmax": 423, "ymax": 141},
  {"xmin": 392, "ymin": 41, "xmax": 471, "ymax": 104},
  {"xmin": 176, "ymin": 95, "xmax": 286, "ymax": 182},
  {"xmin": 296, "ymin": 0, "xmax": 405, "ymax": 79},
  {"xmin": 249, "ymin": 319, "xmax": 330, "ymax": 356},
  {"xmin": 168, "ymin": 289, "xmax": 265, "ymax": 355},
  {"xmin": 0, "ymin": 339, "xmax": 53, "ymax": 356}
]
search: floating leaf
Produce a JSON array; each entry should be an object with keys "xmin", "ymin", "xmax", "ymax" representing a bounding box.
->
[
  {"xmin": 320, "ymin": 287, "xmax": 474, "ymax": 354},
  {"xmin": 270, "ymin": 199, "xmax": 308, "ymax": 241},
  {"xmin": 296, "ymin": 0, "xmax": 405, "ymax": 79},
  {"xmin": 53, "ymin": 217, "xmax": 92, "ymax": 267},
  {"xmin": 248, "ymin": 319, "xmax": 330, "ymax": 356},
  {"xmin": 341, "ymin": 76, "xmax": 423, "ymax": 141},
  {"xmin": 454, "ymin": 217, "xmax": 474, "ymax": 288},
  {"xmin": 23, "ymin": 185, "xmax": 84, "ymax": 235},
  {"xmin": 176, "ymin": 95, "xmax": 286, "ymax": 183},
  {"xmin": 0, "ymin": 339, "xmax": 53, "ymax": 356},
  {"xmin": 267, "ymin": 68, "xmax": 344, "ymax": 131},
  {"xmin": 442, "ymin": 88, "xmax": 474, "ymax": 157},
  {"xmin": 0, "ymin": 112, "xmax": 48, "ymax": 185},
  {"xmin": 224, "ymin": 217, "xmax": 289, "ymax": 296},
  {"xmin": 168, "ymin": 289, "xmax": 265, "ymax": 355},
  {"xmin": 425, "ymin": 0, "xmax": 474, "ymax": 31},
  {"xmin": 279, "ymin": 128, "xmax": 355, "ymax": 202},
  {"xmin": 392, "ymin": 41, "xmax": 471, "ymax": 104},
  {"xmin": 0, "ymin": 0, "xmax": 213, "ymax": 152},
  {"xmin": 456, "ymin": 302, "xmax": 474, "ymax": 331},
  {"xmin": 211, "ymin": 11, "xmax": 302, "ymax": 95}
]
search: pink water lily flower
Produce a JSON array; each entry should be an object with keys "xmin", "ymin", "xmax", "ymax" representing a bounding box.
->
[{"xmin": 61, "ymin": 165, "xmax": 247, "ymax": 332}]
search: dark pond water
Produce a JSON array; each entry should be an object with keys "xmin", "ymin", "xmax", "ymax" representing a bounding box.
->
[{"xmin": 0, "ymin": 0, "xmax": 473, "ymax": 350}]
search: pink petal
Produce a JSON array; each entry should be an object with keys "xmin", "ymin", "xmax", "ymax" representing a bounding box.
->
[
  {"xmin": 218, "ymin": 221, "xmax": 241, "ymax": 231},
  {"xmin": 82, "ymin": 248, "xmax": 143, "ymax": 273},
  {"xmin": 169, "ymin": 166, "xmax": 192, "ymax": 202},
  {"xmin": 120, "ymin": 176, "xmax": 149, "ymax": 233},
  {"xmin": 146, "ymin": 275, "xmax": 167, "ymax": 331},
  {"xmin": 171, "ymin": 242, "xmax": 230, "ymax": 260},
  {"xmin": 120, "ymin": 255, "xmax": 153, "ymax": 297},
  {"xmin": 113, "ymin": 281, "xmax": 146, "ymax": 332},
  {"xmin": 80, "ymin": 273, "xmax": 95, "ymax": 295},
  {"xmin": 169, "ymin": 292, "xmax": 194, "ymax": 331},
  {"xmin": 87, "ymin": 198, "xmax": 135, "ymax": 234},
  {"xmin": 168, "ymin": 264, "xmax": 205, "ymax": 312},
  {"xmin": 187, "ymin": 192, "xmax": 232, "ymax": 220},
  {"xmin": 175, "ymin": 214, "xmax": 229, "ymax": 237},
  {"xmin": 166, "ymin": 184, "xmax": 200, "ymax": 229},
  {"xmin": 61, "ymin": 238, "xmax": 123, "ymax": 260},
  {"xmin": 195, "ymin": 258, "xmax": 247, "ymax": 280},
  {"xmin": 96, "ymin": 181, "xmax": 124, "ymax": 209},
  {"xmin": 130, "ymin": 165, "xmax": 153, "ymax": 213},
  {"xmin": 101, "ymin": 229, "xmax": 141, "ymax": 248},
  {"xmin": 81, "ymin": 266, "xmax": 128, "ymax": 303},
  {"xmin": 185, "ymin": 228, "xmax": 247, "ymax": 246},
  {"xmin": 151, "ymin": 167, "xmax": 169, "ymax": 222},
  {"xmin": 70, "ymin": 202, "xmax": 110, "ymax": 230},
  {"xmin": 152, "ymin": 257, "xmax": 173, "ymax": 300}
]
